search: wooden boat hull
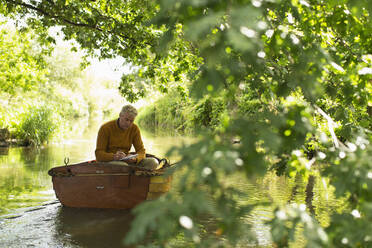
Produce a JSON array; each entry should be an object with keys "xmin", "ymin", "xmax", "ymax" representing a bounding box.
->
[{"xmin": 48, "ymin": 159, "xmax": 171, "ymax": 209}]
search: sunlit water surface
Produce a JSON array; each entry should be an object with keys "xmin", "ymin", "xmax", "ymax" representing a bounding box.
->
[{"xmin": 0, "ymin": 124, "xmax": 334, "ymax": 248}]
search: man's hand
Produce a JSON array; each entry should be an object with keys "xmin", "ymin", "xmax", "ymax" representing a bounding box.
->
[
  {"xmin": 113, "ymin": 151, "xmax": 126, "ymax": 161},
  {"xmin": 124, "ymin": 157, "xmax": 137, "ymax": 163}
]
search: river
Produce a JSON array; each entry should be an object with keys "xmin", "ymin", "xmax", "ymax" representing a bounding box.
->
[
  {"xmin": 0, "ymin": 121, "xmax": 194, "ymax": 247},
  {"xmin": 0, "ymin": 122, "xmax": 334, "ymax": 247}
]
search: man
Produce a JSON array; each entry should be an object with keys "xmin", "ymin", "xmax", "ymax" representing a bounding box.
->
[{"xmin": 95, "ymin": 105, "xmax": 158, "ymax": 168}]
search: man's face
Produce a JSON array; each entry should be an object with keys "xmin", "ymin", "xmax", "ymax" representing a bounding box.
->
[{"xmin": 119, "ymin": 112, "xmax": 135, "ymax": 130}]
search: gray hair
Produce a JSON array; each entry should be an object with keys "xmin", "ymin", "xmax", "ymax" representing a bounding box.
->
[{"xmin": 120, "ymin": 105, "xmax": 138, "ymax": 117}]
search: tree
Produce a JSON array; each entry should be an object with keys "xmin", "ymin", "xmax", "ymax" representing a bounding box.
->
[
  {"xmin": 1, "ymin": 0, "xmax": 371, "ymax": 247},
  {"xmin": 0, "ymin": 0, "xmax": 199, "ymax": 101},
  {"xmin": 0, "ymin": 22, "xmax": 48, "ymax": 95}
]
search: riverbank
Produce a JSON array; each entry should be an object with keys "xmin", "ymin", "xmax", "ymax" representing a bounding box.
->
[
  {"xmin": 136, "ymin": 91, "xmax": 227, "ymax": 135},
  {"xmin": 0, "ymin": 128, "xmax": 32, "ymax": 147}
]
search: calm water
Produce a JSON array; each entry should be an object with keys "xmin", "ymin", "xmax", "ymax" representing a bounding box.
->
[
  {"xmin": 0, "ymin": 125, "xmax": 334, "ymax": 247},
  {"xmin": 0, "ymin": 123, "xmax": 193, "ymax": 248}
]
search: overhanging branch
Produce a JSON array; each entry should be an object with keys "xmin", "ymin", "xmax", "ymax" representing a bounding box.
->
[{"xmin": 4, "ymin": 0, "xmax": 139, "ymax": 45}]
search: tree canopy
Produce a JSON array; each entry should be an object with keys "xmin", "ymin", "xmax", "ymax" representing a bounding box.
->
[
  {"xmin": 1, "ymin": 0, "xmax": 371, "ymax": 247},
  {"xmin": 0, "ymin": 22, "xmax": 48, "ymax": 95}
]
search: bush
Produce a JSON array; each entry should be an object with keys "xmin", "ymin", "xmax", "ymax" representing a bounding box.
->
[
  {"xmin": 190, "ymin": 96, "xmax": 226, "ymax": 130},
  {"xmin": 137, "ymin": 92, "xmax": 189, "ymax": 134},
  {"xmin": 15, "ymin": 105, "xmax": 56, "ymax": 146},
  {"xmin": 136, "ymin": 105, "xmax": 157, "ymax": 133},
  {"xmin": 137, "ymin": 94, "xmax": 227, "ymax": 134}
]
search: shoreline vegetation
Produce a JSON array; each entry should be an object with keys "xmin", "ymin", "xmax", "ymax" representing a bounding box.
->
[
  {"xmin": 136, "ymin": 91, "xmax": 227, "ymax": 136},
  {"xmin": 0, "ymin": 22, "xmax": 123, "ymax": 147},
  {"xmin": 0, "ymin": 92, "xmax": 228, "ymax": 147}
]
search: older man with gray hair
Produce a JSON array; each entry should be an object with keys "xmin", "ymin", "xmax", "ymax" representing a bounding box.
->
[{"xmin": 95, "ymin": 104, "xmax": 158, "ymax": 169}]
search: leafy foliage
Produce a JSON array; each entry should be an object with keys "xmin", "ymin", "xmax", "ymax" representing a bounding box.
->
[
  {"xmin": 0, "ymin": 21, "xmax": 123, "ymax": 145},
  {"xmin": 137, "ymin": 93, "xmax": 226, "ymax": 134},
  {"xmin": 132, "ymin": 0, "xmax": 371, "ymax": 246},
  {"xmin": 1, "ymin": 0, "xmax": 372, "ymax": 247},
  {"xmin": 0, "ymin": 22, "xmax": 48, "ymax": 94},
  {"xmin": 269, "ymin": 204, "xmax": 328, "ymax": 248},
  {"xmin": 14, "ymin": 105, "xmax": 56, "ymax": 146},
  {"xmin": 1, "ymin": 0, "xmax": 200, "ymax": 102},
  {"xmin": 136, "ymin": 90, "xmax": 190, "ymax": 134},
  {"xmin": 191, "ymin": 96, "xmax": 226, "ymax": 130}
]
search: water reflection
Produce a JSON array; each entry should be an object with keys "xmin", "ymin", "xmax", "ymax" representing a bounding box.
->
[
  {"xmin": 0, "ymin": 202, "xmax": 134, "ymax": 248},
  {"xmin": 0, "ymin": 147, "xmax": 9, "ymax": 155},
  {"xmin": 54, "ymin": 207, "xmax": 134, "ymax": 248},
  {"xmin": 0, "ymin": 143, "xmax": 95, "ymax": 215}
]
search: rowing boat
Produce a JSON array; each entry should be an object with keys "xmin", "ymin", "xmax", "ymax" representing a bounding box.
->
[{"xmin": 48, "ymin": 155, "xmax": 172, "ymax": 209}]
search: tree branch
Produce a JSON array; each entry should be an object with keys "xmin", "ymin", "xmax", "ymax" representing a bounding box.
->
[
  {"xmin": 7, "ymin": 0, "xmax": 101, "ymax": 29},
  {"xmin": 5, "ymin": 0, "xmax": 139, "ymax": 44},
  {"xmin": 314, "ymin": 105, "xmax": 353, "ymax": 152}
]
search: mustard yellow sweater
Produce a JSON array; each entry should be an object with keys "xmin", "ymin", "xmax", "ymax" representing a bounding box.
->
[{"xmin": 95, "ymin": 119, "xmax": 146, "ymax": 163}]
